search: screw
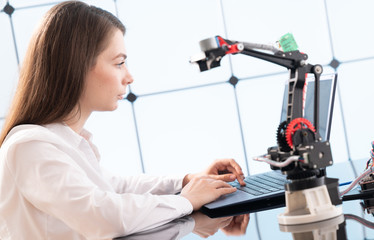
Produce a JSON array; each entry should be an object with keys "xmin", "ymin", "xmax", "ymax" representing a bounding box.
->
[
  {"xmin": 314, "ymin": 65, "xmax": 322, "ymax": 74},
  {"xmin": 237, "ymin": 43, "xmax": 244, "ymax": 51}
]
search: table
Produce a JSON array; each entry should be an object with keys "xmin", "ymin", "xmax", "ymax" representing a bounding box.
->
[{"xmin": 118, "ymin": 158, "xmax": 374, "ymax": 239}]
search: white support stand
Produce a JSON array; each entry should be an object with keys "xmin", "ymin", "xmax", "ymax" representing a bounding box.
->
[
  {"xmin": 278, "ymin": 185, "xmax": 342, "ymax": 225},
  {"xmin": 279, "ymin": 214, "xmax": 345, "ymax": 240}
]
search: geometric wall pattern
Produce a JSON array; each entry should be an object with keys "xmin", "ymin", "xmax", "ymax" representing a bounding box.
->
[{"xmin": 1, "ymin": 1, "xmax": 374, "ymax": 239}]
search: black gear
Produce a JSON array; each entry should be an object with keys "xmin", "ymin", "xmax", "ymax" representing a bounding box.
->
[{"xmin": 277, "ymin": 121, "xmax": 292, "ymax": 152}]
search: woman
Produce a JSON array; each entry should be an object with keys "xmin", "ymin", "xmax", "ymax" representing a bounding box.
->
[{"xmin": 0, "ymin": 1, "xmax": 245, "ymax": 239}]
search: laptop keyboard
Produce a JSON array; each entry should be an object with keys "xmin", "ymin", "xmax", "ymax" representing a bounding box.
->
[{"xmin": 229, "ymin": 171, "xmax": 290, "ymax": 196}]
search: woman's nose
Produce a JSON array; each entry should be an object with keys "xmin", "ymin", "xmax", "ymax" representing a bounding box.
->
[
  {"xmin": 123, "ymin": 68, "xmax": 134, "ymax": 85},
  {"xmin": 126, "ymin": 73, "xmax": 134, "ymax": 85}
]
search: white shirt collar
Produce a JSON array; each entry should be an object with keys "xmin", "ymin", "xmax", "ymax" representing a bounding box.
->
[{"xmin": 44, "ymin": 122, "xmax": 92, "ymax": 149}]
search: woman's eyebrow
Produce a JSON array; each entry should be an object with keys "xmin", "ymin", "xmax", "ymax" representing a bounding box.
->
[{"xmin": 113, "ymin": 53, "xmax": 127, "ymax": 60}]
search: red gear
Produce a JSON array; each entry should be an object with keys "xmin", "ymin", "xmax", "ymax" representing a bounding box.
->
[{"xmin": 285, "ymin": 118, "xmax": 316, "ymax": 148}]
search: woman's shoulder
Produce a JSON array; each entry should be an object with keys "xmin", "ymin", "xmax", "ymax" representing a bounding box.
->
[{"xmin": 2, "ymin": 123, "xmax": 67, "ymax": 148}]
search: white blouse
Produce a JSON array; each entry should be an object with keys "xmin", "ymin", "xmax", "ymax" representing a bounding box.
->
[{"xmin": 0, "ymin": 123, "xmax": 193, "ymax": 240}]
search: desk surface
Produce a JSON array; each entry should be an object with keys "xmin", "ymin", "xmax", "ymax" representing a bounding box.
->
[{"xmin": 118, "ymin": 159, "xmax": 374, "ymax": 240}]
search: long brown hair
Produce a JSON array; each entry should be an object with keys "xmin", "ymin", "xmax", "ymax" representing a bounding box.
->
[{"xmin": 0, "ymin": 1, "xmax": 125, "ymax": 145}]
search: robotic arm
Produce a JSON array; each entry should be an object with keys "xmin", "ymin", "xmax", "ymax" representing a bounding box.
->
[
  {"xmin": 191, "ymin": 35, "xmax": 330, "ymax": 174},
  {"xmin": 191, "ymin": 35, "xmax": 342, "ymax": 225}
]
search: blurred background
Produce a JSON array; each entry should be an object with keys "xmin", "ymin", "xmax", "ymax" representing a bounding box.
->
[
  {"xmin": 2, "ymin": 0, "xmax": 373, "ymax": 177},
  {"xmin": 1, "ymin": 0, "xmax": 374, "ymax": 239}
]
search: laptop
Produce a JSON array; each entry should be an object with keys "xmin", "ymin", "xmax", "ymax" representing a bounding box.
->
[{"xmin": 200, "ymin": 73, "xmax": 338, "ymax": 218}]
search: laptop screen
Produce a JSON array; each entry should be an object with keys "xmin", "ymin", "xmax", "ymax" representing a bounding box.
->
[{"xmin": 280, "ymin": 73, "xmax": 337, "ymax": 141}]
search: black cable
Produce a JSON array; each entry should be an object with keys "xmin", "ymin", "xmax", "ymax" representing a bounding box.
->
[{"xmin": 345, "ymin": 214, "xmax": 374, "ymax": 229}]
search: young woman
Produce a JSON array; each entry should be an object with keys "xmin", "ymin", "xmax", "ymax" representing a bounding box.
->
[{"xmin": 0, "ymin": 1, "xmax": 245, "ymax": 239}]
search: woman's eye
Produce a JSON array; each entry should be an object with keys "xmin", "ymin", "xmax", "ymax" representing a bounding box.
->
[{"xmin": 117, "ymin": 62, "xmax": 125, "ymax": 67}]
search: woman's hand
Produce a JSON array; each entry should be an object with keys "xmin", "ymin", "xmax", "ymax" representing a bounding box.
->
[
  {"xmin": 180, "ymin": 176, "xmax": 236, "ymax": 211},
  {"xmin": 191, "ymin": 211, "xmax": 233, "ymax": 238},
  {"xmin": 191, "ymin": 212, "xmax": 250, "ymax": 238},
  {"xmin": 183, "ymin": 158, "xmax": 245, "ymax": 187},
  {"xmin": 221, "ymin": 214, "xmax": 250, "ymax": 236}
]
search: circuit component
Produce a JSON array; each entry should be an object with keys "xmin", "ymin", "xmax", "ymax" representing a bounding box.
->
[
  {"xmin": 359, "ymin": 142, "xmax": 374, "ymax": 215},
  {"xmin": 279, "ymin": 33, "xmax": 299, "ymax": 52},
  {"xmin": 359, "ymin": 179, "xmax": 374, "ymax": 215}
]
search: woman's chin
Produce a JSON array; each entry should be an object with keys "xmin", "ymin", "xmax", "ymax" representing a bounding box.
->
[{"xmin": 98, "ymin": 104, "xmax": 119, "ymax": 112}]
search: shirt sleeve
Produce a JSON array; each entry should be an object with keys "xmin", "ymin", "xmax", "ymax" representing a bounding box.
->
[
  {"xmin": 103, "ymin": 170, "xmax": 186, "ymax": 195},
  {"xmin": 120, "ymin": 216, "xmax": 195, "ymax": 240},
  {"xmin": 6, "ymin": 141, "xmax": 193, "ymax": 239}
]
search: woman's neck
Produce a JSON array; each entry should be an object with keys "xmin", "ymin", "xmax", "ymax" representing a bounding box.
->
[{"xmin": 63, "ymin": 107, "xmax": 91, "ymax": 134}]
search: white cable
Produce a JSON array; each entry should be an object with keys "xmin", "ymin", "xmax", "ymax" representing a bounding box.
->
[
  {"xmin": 253, "ymin": 154, "xmax": 299, "ymax": 168},
  {"xmin": 339, "ymin": 166, "xmax": 374, "ymax": 197}
]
